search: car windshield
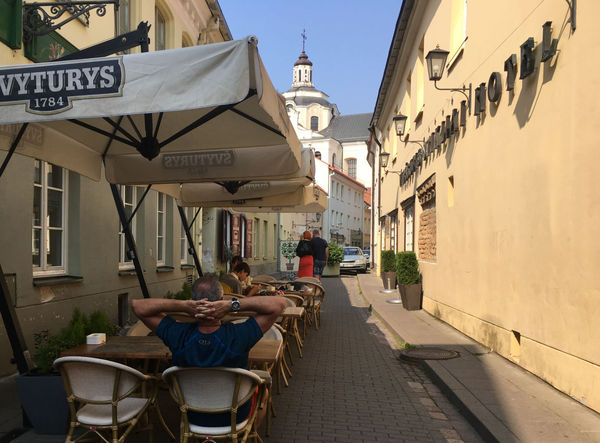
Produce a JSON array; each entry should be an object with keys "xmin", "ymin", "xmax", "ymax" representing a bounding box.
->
[{"xmin": 344, "ymin": 247, "xmax": 361, "ymax": 255}]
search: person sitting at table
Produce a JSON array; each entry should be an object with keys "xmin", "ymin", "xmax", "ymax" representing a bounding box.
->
[
  {"xmin": 131, "ymin": 276, "xmax": 286, "ymax": 429},
  {"xmin": 220, "ymin": 262, "xmax": 261, "ymax": 297},
  {"xmin": 231, "ymin": 255, "xmax": 243, "ymax": 271}
]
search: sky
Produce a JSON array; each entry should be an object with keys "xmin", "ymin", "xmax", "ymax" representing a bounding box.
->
[{"xmin": 218, "ymin": 0, "xmax": 401, "ymax": 116}]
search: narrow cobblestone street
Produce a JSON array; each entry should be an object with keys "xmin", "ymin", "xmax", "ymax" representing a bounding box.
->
[{"xmin": 263, "ymin": 275, "xmax": 483, "ymax": 442}]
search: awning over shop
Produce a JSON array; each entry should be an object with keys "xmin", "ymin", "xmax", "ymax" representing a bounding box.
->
[{"xmin": 0, "ymin": 37, "xmax": 302, "ymax": 183}]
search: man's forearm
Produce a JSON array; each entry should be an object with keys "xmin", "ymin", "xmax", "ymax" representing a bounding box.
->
[
  {"xmin": 131, "ymin": 298, "xmax": 189, "ymax": 318},
  {"xmin": 238, "ymin": 296, "xmax": 285, "ymax": 315}
]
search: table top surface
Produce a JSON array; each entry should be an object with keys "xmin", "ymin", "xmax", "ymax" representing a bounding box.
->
[
  {"xmin": 61, "ymin": 335, "xmax": 171, "ymax": 360},
  {"xmin": 62, "ymin": 334, "xmax": 282, "ymax": 365}
]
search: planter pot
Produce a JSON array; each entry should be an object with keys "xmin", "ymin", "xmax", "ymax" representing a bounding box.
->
[
  {"xmin": 381, "ymin": 272, "xmax": 396, "ymax": 290},
  {"xmin": 322, "ymin": 263, "xmax": 340, "ymax": 277},
  {"xmin": 16, "ymin": 373, "xmax": 69, "ymax": 434},
  {"xmin": 399, "ymin": 283, "xmax": 422, "ymax": 310}
]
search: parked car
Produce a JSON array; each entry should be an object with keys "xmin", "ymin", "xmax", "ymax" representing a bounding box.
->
[
  {"xmin": 363, "ymin": 249, "xmax": 371, "ymax": 268},
  {"xmin": 340, "ymin": 247, "xmax": 368, "ymax": 274}
]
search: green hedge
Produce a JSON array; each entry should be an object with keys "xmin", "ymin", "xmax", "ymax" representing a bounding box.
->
[
  {"xmin": 381, "ymin": 250, "xmax": 396, "ymax": 272},
  {"xmin": 396, "ymin": 251, "xmax": 420, "ymax": 285},
  {"xmin": 327, "ymin": 242, "xmax": 344, "ymax": 265}
]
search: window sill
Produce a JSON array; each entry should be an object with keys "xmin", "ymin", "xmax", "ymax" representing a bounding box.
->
[
  {"xmin": 118, "ymin": 269, "xmax": 138, "ymax": 276},
  {"xmin": 33, "ymin": 275, "xmax": 83, "ymax": 287},
  {"xmin": 180, "ymin": 264, "xmax": 195, "ymax": 270},
  {"xmin": 156, "ymin": 266, "xmax": 174, "ymax": 273}
]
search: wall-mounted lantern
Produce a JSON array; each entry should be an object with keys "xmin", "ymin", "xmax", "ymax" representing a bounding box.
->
[
  {"xmin": 380, "ymin": 151, "xmax": 390, "ymax": 168},
  {"xmin": 393, "ymin": 113, "xmax": 426, "ymax": 148},
  {"xmin": 425, "ymin": 46, "xmax": 472, "ymax": 114}
]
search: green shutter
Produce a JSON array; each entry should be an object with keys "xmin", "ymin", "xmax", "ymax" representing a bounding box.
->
[
  {"xmin": 0, "ymin": 0, "xmax": 22, "ymax": 49},
  {"xmin": 24, "ymin": 30, "xmax": 78, "ymax": 63}
]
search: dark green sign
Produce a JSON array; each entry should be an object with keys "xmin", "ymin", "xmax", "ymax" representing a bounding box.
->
[
  {"xmin": 24, "ymin": 30, "xmax": 78, "ymax": 63},
  {"xmin": 0, "ymin": 0, "xmax": 22, "ymax": 49}
]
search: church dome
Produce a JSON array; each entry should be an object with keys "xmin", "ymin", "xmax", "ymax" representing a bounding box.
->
[{"xmin": 294, "ymin": 51, "xmax": 313, "ymax": 67}]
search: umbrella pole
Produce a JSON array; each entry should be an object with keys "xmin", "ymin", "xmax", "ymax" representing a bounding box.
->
[
  {"xmin": 110, "ymin": 184, "xmax": 150, "ymax": 298},
  {"xmin": 0, "ymin": 124, "xmax": 32, "ymax": 374},
  {"xmin": 177, "ymin": 205, "xmax": 203, "ymax": 277}
]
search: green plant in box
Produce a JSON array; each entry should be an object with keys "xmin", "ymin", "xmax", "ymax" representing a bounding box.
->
[
  {"xmin": 396, "ymin": 251, "xmax": 420, "ymax": 284},
  {"xmin": 381, "ymin": 250, "xmax": 396, "ymax": 272},
  {"xmin": 33, "ymin": 309, "xmax": 118, "ymax": 374},
  {"xmin": 327, "ymin": 242, "xmax": 344, "ymax": 265}
]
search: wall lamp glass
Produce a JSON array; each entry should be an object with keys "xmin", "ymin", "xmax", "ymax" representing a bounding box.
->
[
  {"xmin": 425, "ymin": 46, "xmax": 472, "ymax": 114},
  {"xmin": 393, "ymin": 113, "xmax": 425, "ymax": 148},
  {"xmin": 380, "ymin": 151, "xmax": 390, "ymax": 168}
]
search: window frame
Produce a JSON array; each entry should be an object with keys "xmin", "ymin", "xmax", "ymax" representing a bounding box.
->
[
  {"xmin": 118, "ymin": 185, "xmax": 137, "ymax": 269},
  {"xmin": 33, "ymin": 160, "xmax": 68, "ymax": 276},
  {"xmin": 156, "ymin": 192, "xmax": 166, "ymax": 265}
]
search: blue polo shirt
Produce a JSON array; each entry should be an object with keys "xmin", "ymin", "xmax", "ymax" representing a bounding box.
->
[
  {"xmin": 157, "ymin": 316, "xmax": 263, "ymax": 369},
  {"xmin": 157, "ymin": 316, "xmax": 263, "ymax": 427}
]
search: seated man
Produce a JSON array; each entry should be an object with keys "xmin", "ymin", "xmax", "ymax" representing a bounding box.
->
[
  {"xmin": 220, "ymin": 262, "xmax": 261, "ymax": 297},
  {"xmin": 131, "ymin": 276, "xmax": 285, "ymax": 428}
]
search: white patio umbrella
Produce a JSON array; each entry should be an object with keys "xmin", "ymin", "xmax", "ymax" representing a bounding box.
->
[
  {"xmin": 154, "ymin": 147, "xmax": 315, "ymax": 200},
  {"xmin": 182, "ymin": 184, "xmax": 328, "ymax": 213},
  {"xmin": 0, "ymin": 37, "xmax": 302, "ymax": 185}
]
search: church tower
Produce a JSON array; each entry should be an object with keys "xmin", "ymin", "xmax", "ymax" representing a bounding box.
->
[{"xmin": 292, "ymin": 50, "xmax": 314, "ymax": 88}]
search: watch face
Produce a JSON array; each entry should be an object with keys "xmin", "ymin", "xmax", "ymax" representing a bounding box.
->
[{"xmin": 231, "ymin": 299, "xmax": 241, "ymax": 312}]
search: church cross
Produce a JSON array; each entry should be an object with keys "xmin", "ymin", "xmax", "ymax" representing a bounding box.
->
[{"xmin": 301, "ymin": 29, "xmax": 307, "ymax": 52}]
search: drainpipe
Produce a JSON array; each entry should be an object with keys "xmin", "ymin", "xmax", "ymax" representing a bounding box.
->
[{"xmin": 369, "ymin": 126, "xmax": 382, "ymax": 273}]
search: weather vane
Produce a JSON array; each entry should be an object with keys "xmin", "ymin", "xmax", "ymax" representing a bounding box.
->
[{"xmin": 301, "ymin": 29, "xmax": 307, "ymax": 52}]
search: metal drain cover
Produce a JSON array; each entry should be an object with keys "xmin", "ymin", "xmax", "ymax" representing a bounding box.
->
[{"xmin": 398, "ymin": 348, "xmax": 459, "ymax": 362}]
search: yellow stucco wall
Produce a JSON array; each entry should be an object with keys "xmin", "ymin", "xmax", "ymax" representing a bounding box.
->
[{"xmin": 377, "ymin": 1, "xmax": 600, "ymax": 411}]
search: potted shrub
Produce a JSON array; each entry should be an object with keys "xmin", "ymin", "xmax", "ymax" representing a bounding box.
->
[
  {"xmin": 322, "ymin": 242, "xmax": 343, "ymax": 277},
  {"xmin": 16, "ymin": 309, "xmax": 118, "ymax": 435},
  {"xmin": 396, "ymin": 251, "xmax": 422, "ymax": 310},
  {"xmin": 381, "ymin": 250, "xmax": 397, "ymax": 289}
]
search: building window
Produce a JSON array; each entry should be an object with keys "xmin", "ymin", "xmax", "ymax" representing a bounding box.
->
[
  {"xmin": 404, "ymin": 205, "xmax": 414, "ymax": 252},
  {"xmin": 347, "ymin": 158, "xmax": 357, "ymax": 178},
  {"xmin": 273, "ymin": 223, "xmax": 277, "ymax": 258},
  {"xmin": 253, "ymin": 218, "xmax": 259, "ymax": 258},
  {"xmin": 450, "ymin": 0, "xmax": 467, "ymax": 57},
  {"xmin": 310, "ymin": 116, "xmax": 319, "ymax": 131},
  {"xmin": 263, "ymin": 221, "xmax": 268, "ymax": 258},
  {"xmin": 118, "ymin": 0, "xmax": 133, "ymax": 35},
  {"xmin": 340, "ymin": 185, "xmax": 344, "ymax": 201},
  {"xmin": 157, "ymin": 192, "xmax": 166, "ymax": 264},
  {"xmin": 33, "ymin": 160, "xmax": 66, "ymax": 274},
  {"xmin": 332, "ymin": 153, "xmax": 337, "ymax": 168},
  {"xmin": 390, "ymin": 213, "xmax": 397, "ymax": 252},
  {"xmin": 180, "ymin": 207, "xmax": 194, "ymax": 263},
  {"xmin": 118, "ymin": 186, "xmax": 137, "ymax": 267},
  {"xmin": 155, "ymin": 7, "xmax": 166, "ymax": 50}
]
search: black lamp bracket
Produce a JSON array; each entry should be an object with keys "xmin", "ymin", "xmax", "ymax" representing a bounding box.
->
[
  {"xmin": 398, "ymin": 136, "xmax": 425, "ymax": 149},
  {"xmin": 433, "ymin": 80, "xmax": 472, "ymax": 115},
  {"xmin": 23, "ymin": 1, "xmax": 119, "ymax": 42}
]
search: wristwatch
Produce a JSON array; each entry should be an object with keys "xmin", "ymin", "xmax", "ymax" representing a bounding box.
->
[{"xmin": 231, "ymin": 298, "xmax": 241, "ymax": 312}]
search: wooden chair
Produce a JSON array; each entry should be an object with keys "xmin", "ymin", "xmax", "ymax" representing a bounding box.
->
[
  {"xmin": 126, "ymin": 320, "xmax": 151, "ymax": 337},
  {"xmin": 162, "ymin": 366, "xmax": 265, "ymax": 443},
  {"xmin": 54, "ymin": 356, "xmax": 154, "ymax": 443},
  {"xmin": 293, "ymin": 278, "xmax": 326, "ymax": 330},
  {"xmin": 282, "ymin": 295, "xmax": 304, "ymax": 359},
  {"xmin": 252, "ymin": 275, "xmax": 276, "ymax": 283},
  {"xmin": 220, "ymin": 281, "xmax": 234, "ymax": 294}
]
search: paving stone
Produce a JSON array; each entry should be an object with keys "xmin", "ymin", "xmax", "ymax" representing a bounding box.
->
[{"xmin": 263, "ymin": 275, "xmax": 483, "ymax": 442}]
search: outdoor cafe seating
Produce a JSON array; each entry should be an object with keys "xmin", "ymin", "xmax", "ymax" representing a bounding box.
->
[
  {"xmin": 54, "ymin": 356, "xmax": 155, "ymax": 443},
  {"xmin": 53, "ymin": 277, "xmax": 325, "ymax": 441},
  {"xmin": 162, "ymin": 366, "xmax": 266, "ymax": 443}
]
